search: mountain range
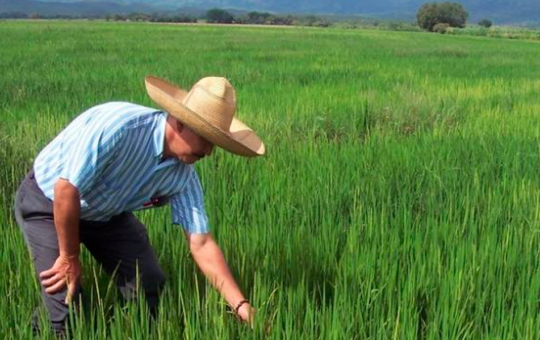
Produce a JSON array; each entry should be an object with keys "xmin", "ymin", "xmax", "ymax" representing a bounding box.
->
[{"xmin": 2, "ymin": 0, "xmax": 540, "ymax": 25}]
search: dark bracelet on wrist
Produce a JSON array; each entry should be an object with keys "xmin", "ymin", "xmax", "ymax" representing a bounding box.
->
[{"xmin": 234, "ymin": 299, "xmax": 249, "ymax": 315}]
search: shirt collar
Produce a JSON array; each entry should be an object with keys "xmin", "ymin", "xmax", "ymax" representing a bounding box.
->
[
  {"xmin": 153, "ymin": 111, "xmax": 167, "ymax": 159},
  {"xmin": 153, "ymin": 111, "xmax": 180, "ymax": 168}
]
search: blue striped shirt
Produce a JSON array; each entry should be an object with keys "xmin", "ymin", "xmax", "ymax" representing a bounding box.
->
[{"xmin": 33, "ymin": 101, "xmax": 209, "ymax": 234}]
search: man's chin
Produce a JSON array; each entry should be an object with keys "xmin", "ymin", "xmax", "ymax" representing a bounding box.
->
[{"xmin": 180, "ymin": 157, "xmax": 199, "ymax": 164}]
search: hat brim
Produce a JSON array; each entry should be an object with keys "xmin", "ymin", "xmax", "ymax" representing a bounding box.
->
[{"xmin": 145, "ymin": 76, "xmax": 265, "ymax": 157}]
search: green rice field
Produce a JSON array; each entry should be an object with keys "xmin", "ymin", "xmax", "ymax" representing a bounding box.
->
[{"xmin": 1, "ymin": 20, "xmax": 540, "ymax": 339}]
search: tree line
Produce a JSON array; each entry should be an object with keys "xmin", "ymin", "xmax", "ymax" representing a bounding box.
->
[
  {"xmin": 0, "ymin": 9, "xmax": 330, "ymax": 27},
  {"xmin": 1, "ymin": 3, "xmax": 494, "ymax": 33},
  {"xmin": 205, "ymin": 9, "xmax": 331, "ymax": 27}
]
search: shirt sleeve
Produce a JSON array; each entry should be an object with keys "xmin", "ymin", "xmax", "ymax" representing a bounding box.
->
[
  {"xmin": 59, "ymin": 119, "xmax": 121, "ymax": 195},
  {"xmin": 170, "ymin": 170, "xmax": 209, "ymax": 234}
]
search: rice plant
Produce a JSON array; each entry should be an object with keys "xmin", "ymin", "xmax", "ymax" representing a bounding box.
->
[{"xmin": 1, "ymin": 20, "xmax": 540, "ymax": 339}]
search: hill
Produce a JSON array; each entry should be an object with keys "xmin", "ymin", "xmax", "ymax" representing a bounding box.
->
[
  {"xmin": 0, "ymin": 0, "xmax": 157, "ymax": 16},
  {"xmin": 1, "ymin": 0, "xmax": 539, "ymax": 25}
]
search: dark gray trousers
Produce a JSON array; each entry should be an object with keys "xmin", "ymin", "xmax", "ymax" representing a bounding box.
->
[{"xmin": 14, "ymin": 169, "xmax": 166, "ymax": 334}]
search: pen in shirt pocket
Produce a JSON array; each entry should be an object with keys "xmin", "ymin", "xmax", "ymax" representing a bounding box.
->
[{"xmin": 141, "ymin": 196, "xmax": 169, "ymax": 210}]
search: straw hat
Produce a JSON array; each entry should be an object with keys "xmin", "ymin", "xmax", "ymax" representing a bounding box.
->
[{"xmin": 145, "ymin": 76, "xmax": 265, "ymax": 157}]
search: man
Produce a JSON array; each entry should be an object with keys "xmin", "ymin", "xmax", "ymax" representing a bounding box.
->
[{"xmin": 14, "ymin": 76, "xmax": 265, "ymax": 335}]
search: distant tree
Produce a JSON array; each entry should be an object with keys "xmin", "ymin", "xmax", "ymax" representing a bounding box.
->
[
  {"xmin": 246, "ymin": 11, "xmax": 271, "ymax": 24},
  {"xmin": 128, "ymin": 12, "xmax": 150, "ymax": 22},
  {"xmin": 478, "ymin": 19, "xmax": 492, "ymax": 28},
  {"xmin": 302, "ymin": 15, "xmax": 331, "ymax": 27},
  {"xmin": 269, "ymin": 15, "xmax": 294, "ymax": 26},
  {"xmin": 304, "ymin": 15, "xmax": 319, "ymax": 26},
  {"xmin": 206, "ymin": 8, "xmax": 234, "ymax": 24},
  {"xmin": 417, "ymin": 2, "xmax": 468, "ymax": 32},
  {"xmin": 30, "ymin": 13, "xmax": 41, "ymax": 20},
  {"xmin": 169, "ymin": 15, "xmax": 196, "ymax": 23},
  {"xmin": 149, "ymin": 12, "xmax": 164, "ymax": 22},
  {"xmin": 387, "ymin": 22, "xmax": 401, "ymax": 30},
  {"xmin": 112, "ymin": 14, "xmax": 126, "ymax": 21},
  {"xmin": 235, "ymin": 12, "xmax": 295, "ymax": 26},
  {"xmin": 316, "ymin": 19, "xmax": 331, "ymax": 27}
]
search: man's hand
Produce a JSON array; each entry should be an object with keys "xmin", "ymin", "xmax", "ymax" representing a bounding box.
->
[
  {"xmin": 237, "ymin": 302, "xmax": 256, "ymax": 327},
  {"xmin": 47, "ymin": 178, "xmax": 82, "ymax": 304},
  {"xmin": 40, "ymin": 254, "xmax": 81, "ymax": 304}
]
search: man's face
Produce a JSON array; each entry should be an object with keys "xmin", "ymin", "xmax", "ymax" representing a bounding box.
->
[{"xmin": 169, "ymin": 120, "xmax": 214, "ymax": 164}]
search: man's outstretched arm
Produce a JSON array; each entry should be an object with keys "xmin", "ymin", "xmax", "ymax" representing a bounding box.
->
[{"xmin": 185, "ymin": 232, "xmax": 254, "ymax": 323}]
